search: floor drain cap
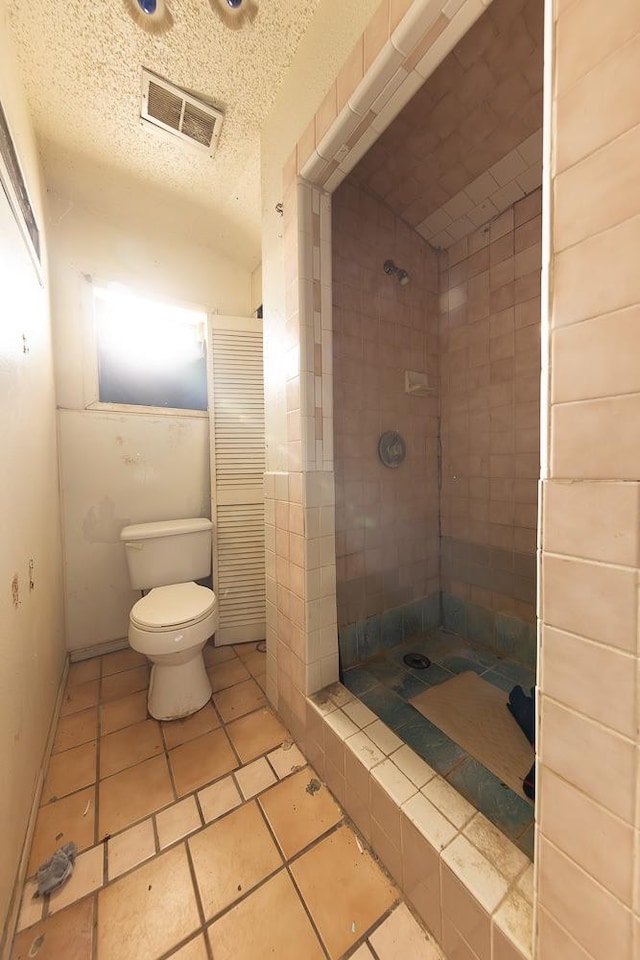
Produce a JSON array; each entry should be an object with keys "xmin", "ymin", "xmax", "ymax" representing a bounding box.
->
[{"xmin": 403, "ymin": 652, "xmax": 431, "ymax": 670}]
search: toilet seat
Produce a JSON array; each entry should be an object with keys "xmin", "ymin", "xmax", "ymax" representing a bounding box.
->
[{"xmin": 131, "ymin": 582, "xmax": 216, "ymax": 631}]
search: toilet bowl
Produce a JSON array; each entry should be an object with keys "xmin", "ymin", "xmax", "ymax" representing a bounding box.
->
[
  {"xmin": 128, "ymin": 581, "xmax": 218, "ymax": 720},
  {"xmin": 120, "ymin": 517, "xmax": 218, "ymax": 722}
]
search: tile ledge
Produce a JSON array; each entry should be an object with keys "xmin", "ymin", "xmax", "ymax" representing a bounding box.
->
[{"xmin": 303, "ymin": 691, "xmax": 534, "ymax": 958}]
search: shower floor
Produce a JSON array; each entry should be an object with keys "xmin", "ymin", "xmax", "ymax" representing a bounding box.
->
[{"xmin": 341, "ymin": 628, "xmax": 535, "ymax": 859}]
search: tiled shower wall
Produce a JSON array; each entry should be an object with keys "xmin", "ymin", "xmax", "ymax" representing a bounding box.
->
[
  {"xmin": 332, "ymin": 179, "xmax": 441, "ymax": 659},
  {"xmin": 439, "ymin": 189, "xmax": 541, "ymax": 665},
  {"xmin": 537, "ymin": 1, "xmax": 640, "ymax": 956}
]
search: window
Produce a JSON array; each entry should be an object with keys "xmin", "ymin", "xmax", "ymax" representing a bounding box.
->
[{"xmin": 93, "ymin": 284, "xmax": 207, "ymax": 411}]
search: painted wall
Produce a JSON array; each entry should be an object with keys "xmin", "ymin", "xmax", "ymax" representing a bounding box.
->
[
  {"xmin": 439, "ymin": 189, "xmax": 541, "ymax": 664},
  {"xmin": 0, "ymin": 5, "xmax": 65, "ymax": 945},
  {"xmin": 333, "ymin": 178, "xmax": 440, "ymax": 633},
  {"xmin": 251, "ymin": 263, "xmax": 263, "ymax": 315},
  {"xmin": 48, "ymin": 193, "xmax": 252, "ymax": 651},
  {"xmin": 537, "ymin": 1, "xmax": 640, "ymax": 957}
]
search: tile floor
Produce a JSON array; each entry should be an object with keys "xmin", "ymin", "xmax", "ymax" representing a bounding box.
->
[
  {"xmin": 342, "ymin": 630, "xmax": 535, "ymax": 858},
  {"xmin": 12, "ymin": 641, "xmax": 444, "ymax": 960}
]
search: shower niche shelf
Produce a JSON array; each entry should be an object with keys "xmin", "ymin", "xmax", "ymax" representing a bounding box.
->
[{"xmin": 404, "ymin": 370, "xmax": 434, "ymax": 397}]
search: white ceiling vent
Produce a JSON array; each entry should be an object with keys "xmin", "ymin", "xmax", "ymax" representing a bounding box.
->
[{"xmin": 140, "ymin": 69, "xmax": 224, "ymax": 156}]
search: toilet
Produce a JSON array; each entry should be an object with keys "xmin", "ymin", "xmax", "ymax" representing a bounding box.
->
[{"xmin": 120, "ymin": 517, "xmax": 218, "ymax": 721}]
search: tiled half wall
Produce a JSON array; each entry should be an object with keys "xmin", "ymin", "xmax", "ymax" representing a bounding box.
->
[{"xmin": 301, "ymin": 682, "xmax": 534, "ymax": 960}]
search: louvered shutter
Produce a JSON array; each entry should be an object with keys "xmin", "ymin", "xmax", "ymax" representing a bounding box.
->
[{"xmin": 208, "ymin": 316, "xmax": 265, "ymax": 645}]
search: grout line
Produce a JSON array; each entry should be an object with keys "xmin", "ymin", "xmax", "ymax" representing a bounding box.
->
[
  {"xmin": 161, "ymin": 723, "xmax": 179, "ymax": 805},
  {"xmin": 183, "ymin": 839, "xmax": 208, "ymax": 933},
  {"xmin": 91, "ymin": 891, "xmax": 99, "ymax": 960},
  {"xmin": 151, "ymin": 812, "xmax": 161, "ymax": 857},
  {"xmin": 285, "ymin": 860, "xmax": 332, "ymax": 960},
  {"xmin": 253, "ymin": 798, "xmax": 332, "ymax": 960},
  {"xmin": 155, "ymin": 930, "xmax": 209, "ymax": 960},
  {"xmin": 94, "ymin": 660, "xmax": 105, "ymax": 854}
]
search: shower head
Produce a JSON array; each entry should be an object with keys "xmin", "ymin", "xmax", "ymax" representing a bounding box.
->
[{"xmin": 383, "ymin": 259, "xmax": 410, "ymax": 285}]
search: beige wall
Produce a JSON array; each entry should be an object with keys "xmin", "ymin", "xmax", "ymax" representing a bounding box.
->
[
  {"xmin": 439, "ymin": 190, "xmax": 541, "ymax": 636},
  {"xmin": 251, "ymin": 263, "xmax": 263, "ymax": 315},
  {"xmin": 333, "ymin": 177, "xmax": 440, "ymax": 628},
  {"xmin": 0, "ymin": 4, "xmax": 65, "ymax": 944},
  {"xmin": 537, "ymin": 1, "xmax": 640, "ymax": 957},
  {"xmin": 48, "ymin": 194, "xmax": 252, "ymax": 651}
]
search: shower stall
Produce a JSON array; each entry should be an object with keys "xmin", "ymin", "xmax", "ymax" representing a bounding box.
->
[{"xmin": 331, "ymin": 0, "xmax": 542, "ymax": 861}]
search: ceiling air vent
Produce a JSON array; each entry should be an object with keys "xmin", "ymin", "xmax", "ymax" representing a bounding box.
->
[{"xmin": 140, "ymin": 69, "xmax": 224, "ymax": 156}]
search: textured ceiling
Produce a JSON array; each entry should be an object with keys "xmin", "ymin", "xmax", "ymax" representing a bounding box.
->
[
  {"xmin": 7, "ymin": 0, "xmax": 321, "ymax": 266},
  {"xmin": 350, "ymin": 0, "xmax": 544, "ymax": 248}
]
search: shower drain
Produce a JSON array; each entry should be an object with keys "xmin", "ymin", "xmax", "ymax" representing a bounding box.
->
[{"xmin": 403, "ymin": 652, "xmax": 431, "ymax": 670}]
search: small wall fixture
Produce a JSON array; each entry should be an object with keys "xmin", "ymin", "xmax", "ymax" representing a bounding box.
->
[
  {"xmin": 383, "ymin": 259, "xmax": 410, "ymax": 286},
  {"xmin": 405, "ymin": 370, "xmax": 434, "ymax": 397}
]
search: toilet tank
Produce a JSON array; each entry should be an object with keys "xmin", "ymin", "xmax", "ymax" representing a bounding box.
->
[{"xmin": 120, "ymin": 518, "xmax": 213, "ymax": 590}]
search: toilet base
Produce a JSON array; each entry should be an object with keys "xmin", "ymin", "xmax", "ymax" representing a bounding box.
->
[{"xmin": 147, "ymin": 653, "xmax": 212, "ymax": 720}]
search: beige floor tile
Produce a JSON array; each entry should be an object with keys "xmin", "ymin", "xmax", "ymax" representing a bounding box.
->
[
  {"xmin": 108, "ymin": 819, "xmax": 156, "ymax": 880},
  {"xmin": 291, "ymin": 825, "xmax": 397, "ymax": 959},
  {"xmin": 369, "ymin": 903, "xmax": 443, "ymax": 959},
  {"xmin": 268, "ymin": 742, "xmax": 306, "ymax": 779},
  {"xmin": 99, "ymin": 755, "xmax": 174, "ymax": 836},
  {"xmin": 101, "ymin": 665, "xmax": 149, "ymax": 703},
  {"xmin": 351, "ymin": 946, "xmax": 376, "ymax": 960},
  {"xmin": 49, "ymin": 845, "xmax": 104, "ymax": 914},
  {"xmin": 107, "ymin": 817, "xmax": 156, "ymax": 880},
  {"xmin": 60, "ymin": 680, "xmax": 100, "ymax": 718},
  {"xmin": 254, "ymin": 672, "xmax": 267, "ymax": 692},
  {"xmin": 208, "ymin": 657, "xmax": 250, "ymax": 693},
  {"xmin": 15, "ymin": 880, "xmax": 43, "ymax": 933},
  {"xmin": 98, "ymin": 846, "xmax": 200, "ymax": 960},
  {"xmin": 67, "ymin": 659, "xmax": 101, "ymax": 687},
  {"xmin": 207, "ymin": 868, "xmax": 325, "ymax": 960},
  {"xmin": 203, "ymin": 642, "xmax": 236, "ymax": 666},
  {"xmin": 198, "ymin": 776, "xmax": 242, "ymax": 824},
  {"xmin": 162, "ymin": 702, "xmax": 220, "ymax": 750},
  {"xmin": 28, "ymin": 787, "xmax": 96, "ymax": 872},
  {"xmin": 213, "ymin": 678, "xmax": 265, "ymax": 723},
  {"xmin": 100, "ymin": 718, "xmax": 163, "ymax": 779},
  {"xmin": 226, "ymin": 708, "xmax": 288, "ymax": 763},
  {"xmin": 100, "ymin": 691, "xmax": 148, "ymax": 736},
  {"xmin": 259, "ymin": 767, "xmax": 342, "ymax": 859},
  {"xmin": 168, "ymin": 935, "xmax": 209, "ymax": 960},
  {"xmin": 53, "ymin": 707, "xmax": 98, "ymax": 755},
  {"xmin": 157, "ymin": 796, "xmax": 202, "ymax": 849},
  {"xmin": 11, "ymin": 897, "xmax": 94, "ymax": 960},
  {"xmin": 233, "ymin": 641, "xmax": 260, "ymax": 661},
  {"xmin": 235, "ymin": 757, "xmax": 277, "ymax": 800},
  {"xmin": 242, "ymin": 650, "xmax": 268, "ymax": 677},
  {"xmin": 189, "ymin": 800, "xmax": 282, "ymax": 920},
  {"xmin": 101, "ymin": 648, "xmax": 148, "ymax": 676},
  {"xmin": 169, "ymin": 728, "xmax": 237, "ymax": 797},
  {"xmin": 42, "ymin": 741, "xmax": 97, "ymax": 804}
]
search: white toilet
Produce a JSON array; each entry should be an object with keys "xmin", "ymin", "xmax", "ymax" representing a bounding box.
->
[{"xmin": 120, "ymin": 517, "xmax": 218, "ymax": 721}]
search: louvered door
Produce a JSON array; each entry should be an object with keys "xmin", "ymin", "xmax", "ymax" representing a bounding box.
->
[{"xmin": 207, "ymin": 316, "xmax": 265, "ymax": 645}]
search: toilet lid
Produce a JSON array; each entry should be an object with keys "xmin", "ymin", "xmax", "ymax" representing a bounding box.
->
[{"xmin": 131, "ymin": 583, "xmax": 216, "ymax": 629}]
